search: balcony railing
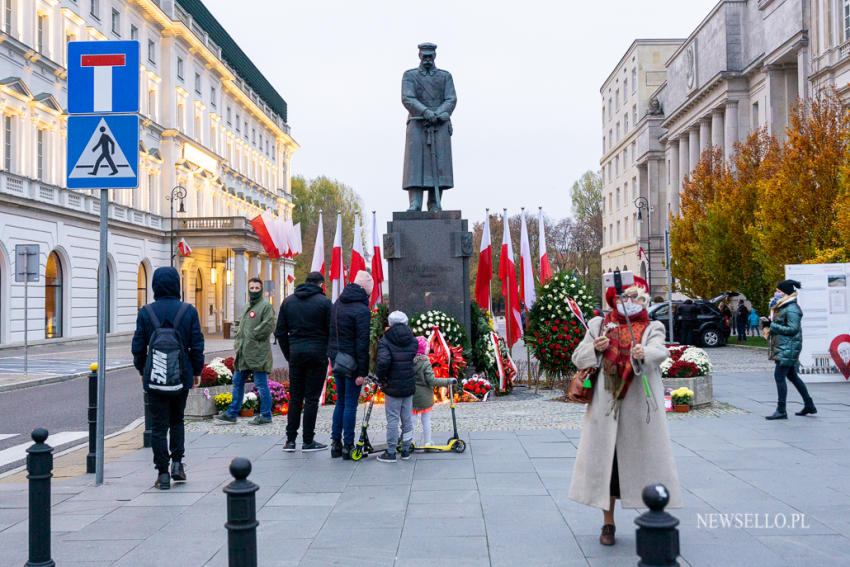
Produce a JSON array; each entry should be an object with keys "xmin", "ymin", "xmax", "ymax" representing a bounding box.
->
[{"xmin": 178, "ymin": 217, "xmax": 249, "ymax": 230}]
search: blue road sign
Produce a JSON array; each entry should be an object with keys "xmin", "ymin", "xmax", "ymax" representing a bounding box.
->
[
  {"xmin": 67, "ymin": 41, "xmax": 139, "ymax": 114},
  {"xmin": 67, "ymin": 114, "xmax": 139, "ymax": 189}
]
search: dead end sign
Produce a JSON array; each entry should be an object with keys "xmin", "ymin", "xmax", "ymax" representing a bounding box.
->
[{"xmin": 67, "ymin": 41, "xmax": 139, "ymax": 114}]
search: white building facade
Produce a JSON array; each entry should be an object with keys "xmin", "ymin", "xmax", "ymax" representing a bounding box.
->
[
  {"xmin": 0, "ymin": 0, "xmax": 298, "ymax": 345},
  {"xmin": 602, "ymin": 0, "xmax": 841, "ymax": 299}
]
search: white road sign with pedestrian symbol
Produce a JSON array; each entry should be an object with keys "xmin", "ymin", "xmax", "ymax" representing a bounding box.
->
[{"xmin": 66, "ymin": 114, "xmax": 139, "ymax": 189}]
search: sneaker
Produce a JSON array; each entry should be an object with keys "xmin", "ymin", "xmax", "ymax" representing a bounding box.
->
[
  {"xmin": 341, "ymin": 444, "xmax": 354, "ymax": 461},
  {"xmin": 330, "ymin": 440, "xmax": 343, "ymax": 458},
  {"xmin": 400, "ymin": 446, "xmax": 412, "ymax": 461},
  {"xmin": 170, "ymin": 461, "xmax": 186, "ymax": 482},
  {"xmin": 248, "ymin": 415, "xmax": 272, "ymax": 426},
  {"xmin": 302, "ymin": 441, "xmax": 328, "ymax": 452},
  {"xmin": 376, "ymin": 450, "xmax": 397, "ymax": 463},
  {"xmin": 154, "ymin": 472, "xmax": 170, "ymax": 490},
  {"xmin": 282, "ymin": 440, "xmax": 296, "ymax": 452},
  {"xmin": 214, "ymin": 412, "xmax": 237, "ymax": 424}
]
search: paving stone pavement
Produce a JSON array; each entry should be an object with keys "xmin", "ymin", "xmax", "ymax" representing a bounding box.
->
[{"xmin": 3, "ymin": 347, "xmax": 850, "ymax": 566}]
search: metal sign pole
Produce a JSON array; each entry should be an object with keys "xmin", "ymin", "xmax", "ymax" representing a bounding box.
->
[
  {"xmin": 24, "ymin": 275, "xmax": 28, "ymax": 375},
  {"xmin": 96, "ymin": 189, "xmax": 108, "ymax": 485},
  {"xmin": 666, "ymin": 211, "xmax": 674, "ymax": 343}
]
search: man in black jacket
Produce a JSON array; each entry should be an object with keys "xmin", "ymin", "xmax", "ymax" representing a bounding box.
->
[
  {"xmin": 677, "ymin": 299, "xmax": 699, "ymax": 346},
  {"xmin": 328, "ymin": 272, "xmax": 373, "ymax": 459},
  {"xmin": 131, "ymin": 267, "xmax": 204, "ymax": 489},
  {"xmin": 375, "ymin": 310, "xmax": 418, "ymax": 463},
  {"xmin": 275, "ymin": 271, "xmax": 332, "ymax": 452}
]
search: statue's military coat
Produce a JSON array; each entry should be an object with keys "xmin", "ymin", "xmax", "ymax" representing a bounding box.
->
[{"xmin": 401, "ymin": 66, "xmax": 456, "ymax": 191}]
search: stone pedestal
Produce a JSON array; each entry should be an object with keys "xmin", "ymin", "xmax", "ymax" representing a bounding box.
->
[
  {"xmin": 384, "ymin": 211, "xmax": 473, "ymax": 339},
  {"xmin": 662, "ymin": 374, "xmax": 714, "ymax": 408}
]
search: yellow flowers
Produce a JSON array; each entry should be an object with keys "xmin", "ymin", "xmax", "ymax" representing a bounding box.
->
[
  {"xmin": 670, "ymin": 387, "xmax": 693, "ymax": 405},
  {"xmin": 214, "ymin": 392, "xmax": 232, "ymax": 411}
]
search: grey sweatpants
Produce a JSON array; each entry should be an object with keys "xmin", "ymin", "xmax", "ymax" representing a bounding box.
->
[{"xmin": 384, "ymin": 394, "xmax": 414, "ymax": 454}]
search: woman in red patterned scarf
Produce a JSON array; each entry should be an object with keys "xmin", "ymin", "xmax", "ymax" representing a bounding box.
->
[{"xmin": 568, "ymin": 280, "xmax": 681, "ymax": 547}]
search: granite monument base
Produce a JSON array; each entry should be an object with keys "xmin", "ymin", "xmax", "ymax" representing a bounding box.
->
[{"xmin": 384, "ymin": 211, "xmax": 473, "ymax": 339}]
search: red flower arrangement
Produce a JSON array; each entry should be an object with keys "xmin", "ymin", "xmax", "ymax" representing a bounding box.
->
[
  {"xmin": 199, "ymin": 366, "xmax": 219, "ymax": 387},
  {"xmin": 324, "ymin": 375, "xmax": 338, "ymax": 404},
  {"xmin": 222, "ymin": 357, "xmax": 235, "ymax": 372},
  {"xmin": 462, "ymin": 375, "xmax": 492, "ymax": 399},
  {"xmin": 666, "ymin": 360, "xmax": 700, "ymax": 378}
]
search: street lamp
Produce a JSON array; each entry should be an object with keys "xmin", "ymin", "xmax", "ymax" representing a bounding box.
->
[
  {"xmin": 634, "ymin": 196, "xmax": 652, "ymax": 297},
  {"xmin": 166, "ymin": 185, "xmax": 186, "ymax": 267}
]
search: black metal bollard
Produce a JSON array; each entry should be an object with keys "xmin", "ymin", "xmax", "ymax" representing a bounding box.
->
[
  {"xmin": 26, "ymin": 428, "xmax": 55, "ymax": 567},
  {"xmin": 223, "ymin": 457, "xmax": 259, "ymax": 567},
  {"xmin": 143, "ymin": 391, "xmax": 152, "ymax": 448},
  {"xmin": 635, "ymin": 483, "xmax": 680, "ymax": 566},
  {"xmin": 87, "ymin": 363, "xmax": 97, "ymax": 473}
]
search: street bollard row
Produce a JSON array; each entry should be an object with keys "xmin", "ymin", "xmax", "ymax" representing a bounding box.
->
[
  {"xmin": 26, "ymin": 428, "xmax": 55, "ymax": 567},
  {"xmin": 635, "ymin": 483, "xmax": 680, "ymax": 566},
  {"xmin": 223, "ymin": 457, "xmax": 259, "ymax": 567}
]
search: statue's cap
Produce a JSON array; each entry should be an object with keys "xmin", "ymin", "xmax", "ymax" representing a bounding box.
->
[{"xmin": 417, "ymin": 42, "xmax": 437, "ymax": 53}]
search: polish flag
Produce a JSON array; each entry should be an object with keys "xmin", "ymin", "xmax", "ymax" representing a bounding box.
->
[
  {"xmin": 178, "ymin": 238, "xmax": 192, "ymax": 257},
  {"xmin": 538, "ymin": 207, "xmax": 553, "ymax": 283},
  {"xmin": 250, "ymin": 210, "xmax": 278, "ymax": 257},
  {"xmin": 330, "ymin": 213, "xmax": 345, "ymax": 302},
  {"xmin": 310, "ymin": 212, "xmax": 325, "ymax": 276},
  {"xmin": 498, "ymin": 209, "xmax": 523, "ymax": 347},
  {"xmin": 638, "ymin": 246, "xmax": 648, "ymax": 263},
  {"xmin": 289, "ymin": 223, "xmax": 302, "ymax": 257},
  {"xmin": 519, "ymin": 210, "xmax": 536, "ymax": 309},
  {"xmin": 474, "ymin": 210, "xmax": 492, "ymax": 312},
  {"xmin": 349, "ymin": 215, "xmax": 366, "ymax": 283},
  {"xmin": 370, "ymin": 211, "xmax": 384, "ymax": 308}
]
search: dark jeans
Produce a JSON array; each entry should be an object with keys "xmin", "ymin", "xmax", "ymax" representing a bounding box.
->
[
  {"xmin": 331, "ymin": 370, "xmax": 362, "ymax": 445},
  {"xmin": 773, "ymin": 363, "xmax": 813, "ymax": 412},
  {"xmin": 226, "ymin": 370, "xmax": 272, "ymax": 419},
  {"xmin": 286, "ymin": 353, "xmax": 328, "ymax": 443},
  {"xmin": 737, "ymin": 321, "xmax": 748, "ymax": 342},
  {"xmin": 149, "ymin": 389, "xmax": 189, "ymax": 473},
  {"xmin": 680, "ymin": 322, "xmax": 695, "ymax": 345}
]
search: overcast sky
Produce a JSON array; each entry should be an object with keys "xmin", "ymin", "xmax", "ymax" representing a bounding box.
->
[{"xmin": 205, "ymin": 0, "xmax": 718, "ymax": 235}]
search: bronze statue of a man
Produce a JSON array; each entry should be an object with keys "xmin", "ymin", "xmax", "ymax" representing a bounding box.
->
[{"xmin": 401, "ymin": 42, "xmax": 457, "ymax": 212}]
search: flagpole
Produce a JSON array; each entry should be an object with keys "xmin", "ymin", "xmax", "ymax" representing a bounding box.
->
[
  {"xmin": 486, "ymin": 208, "xmax": 492, "ymax": 316},
  {"xmin": 503, "ymin": 208, "xmax": 513, "ymax": 358}
]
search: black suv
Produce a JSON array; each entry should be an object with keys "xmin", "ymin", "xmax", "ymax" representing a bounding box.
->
[{"xmin": 647, "ymin": 292, "xmax": 737, "ymax": 347}]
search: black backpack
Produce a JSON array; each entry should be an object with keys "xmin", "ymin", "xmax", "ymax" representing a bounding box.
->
[{"xmin": 143, "ymin": 303, "xmax": 190, "ymax": 395}]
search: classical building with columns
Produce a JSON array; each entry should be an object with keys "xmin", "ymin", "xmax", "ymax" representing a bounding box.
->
[
  {"xmin": 0, "ymin": 0, "xmax": 297, "ymax": 346},
  {"xmin": 603, "ymin": 0, "xmax": 819, "ymax": 299}
]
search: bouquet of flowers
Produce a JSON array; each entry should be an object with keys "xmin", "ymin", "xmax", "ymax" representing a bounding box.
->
[
  {"xmin": 359, "ymin": 381, "xmax": 378, "ymax": 404},
  {"xmin": 199, "ymin": 356, "xmax": 235, "ymax": 387},
  {"xmin": 214, "ymin": 392, "xmax": 232, "ymax": 411},
  {"xmin": 670, "ymin": 387, "xmax": 693, "ymax": 406},
  {"xmin": 462, "ymin": 374, "xmax": 492, "ymax": 400},
  {"xmin": 661, "ymin": 345, "xmax": 712, "ymax": 378},
  {"xmin": 525, "ymin": 271, "xmax": 596, "ymax": 378},
  {"xmin": 268, "ymin": 381, "xmax": 289, "ymax": 405},
  {"xmin": 241, "ymin": 392, "xmax": 258, "ymax": 411},
  {"xmin": 409, "ymin": 310, "xmax": 471, "ymax": 356},
  {"xmin": 324, "ymin": 375, "xmax": 337, "ymax": 405}
]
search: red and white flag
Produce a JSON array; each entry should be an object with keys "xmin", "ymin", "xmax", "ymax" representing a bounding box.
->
[
  {"xmin": 638, "ymin": 246, "xmax": 648, "ymax": 263},
  {"xmin": 349, "ymin": 215, "xmax": 366, "ymax": 283},
  {"xmin": 370, "ymin": 211, "xmax": 384, "ymax": 308},
  {"xmin": 289, "ymin": 223, "xmax": 302, "ymax": 257},
  {"xmin": 250, "ymin": 211, "xmax": 278, "ymax": 257},
  {"xmin": 498, "ymin": 209, "xmax": 523, "ymax": 347},
  {"xmin": 310, "ymin": 212, "xmax": 325, "ymax": 276},
  {"xmin": 566, "ymin": 297, "xmax": 588, "ymax": 330},
  {"xmin": 178, "ymin": 238, "xmax": 192, "ymax": 257},
  {"xmin": 286, "ymin": 274, "xmax": 294, "ymax": 283},
  {"xmin": 538, "ymin": 207, "xmax": 553, "ymax": 283},
  {"xmin": 474, "ymin": 210, "xmax": 492, "ymax": 312},
  {"xmin": 519, "ymin": 210, "xmax": 536, "ymax": 309},
  {"xmin": 330, "ymin": 213, "xmax": 345, "ymax": 302}
]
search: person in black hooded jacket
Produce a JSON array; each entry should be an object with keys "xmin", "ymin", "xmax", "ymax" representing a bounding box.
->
[
  {"xmin": 275, "ymin": 271, "xmax": 332, "ymax": 452},
  {"xmin": 131, "ymin": 266, "xmax": 204, "ymax": 489},
  {"xmin": 328, "ymin": 272, "xmax": 374, "ymax": 459},
  {"xmin": 375, "ymin": 310, "xmax": 418, "ymax": 463}
]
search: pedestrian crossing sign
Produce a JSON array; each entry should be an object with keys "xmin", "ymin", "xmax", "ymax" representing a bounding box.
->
[{"xmin": 66, "ymin": 114, "xmax": 139, "ymax": 189}]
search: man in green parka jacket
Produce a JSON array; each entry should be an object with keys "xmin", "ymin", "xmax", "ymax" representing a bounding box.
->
[{"xmin": 216, "ymin": 278, "xmax": 276, "ymax": 425}]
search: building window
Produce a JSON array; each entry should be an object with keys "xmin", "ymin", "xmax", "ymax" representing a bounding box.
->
[
  {"xmin": 252, "ymin": 128, "xmax": 256, "ymax": 145},
  {"xmin": 130, "ymin": 24, "xmax": 138, "ymax": 41},
  {"xmin": 845, "ymin": 0, "xmax": 850, "ymax": 41},
  {"xmin": 616, "ymin": 187, "xmax": 620, "ymax": 208},
  {"xmin": 36, "ymin": 129, "xmax": 44, "ymax": 180},
  {"xmin": 137, "ymin": 263, "xmax": 148, "ymax": 309},
  {"xmin": 210, "ymin": 86, "xmax": 216, "ymax": 107},
  {"xmin": 608, "ymin": 99, "xmax": 612, "ymax": 120},
  {"xmin": 602, "ymin": 136, "xmax": 606, "ymax": 152},
  {"xmin": 616, "ymin": 221, "xmax": 621, "ymax": 242},
  {"xmin": 236, "ymin": 114, "xmax": 240, "ymax": 132},
  {"xmin": 45, "ymin": 251, "xmax": 63, "ymax": 339},
  {"xmin": 227, "ymin": 106, "xmax": 231, "ymax": 125},
  {"xmin": 631, "ymin": 142, "xmax": 636, "ymax": 163},
  {"xmin": 37, "ymin": 14, "xmax": 47, "ymax": 54},
  {"xmin": 631, "ymin": 68, "xmax": 637, "ymax": 92},
  {"xmin": 244, "ymin": 121, "xmax": 248, "ymax": 139},
  {"xmin": 177, "ymin": 103, "xmax": 185, "ymax": 132},
  {"xmin": 624, "ymin": 113, "xmax": 629, "ymax": 133},
  {"xmin": 632, "ymin": 104, "xmax": 637, "ymax": 125},
  {"xmin": 90, "ymin": 0, "xmax": 99, "ymax": 19},
  {"xmin": 111, "ymin": 8, "xmax": 120, "ymax": 36},
  {"xmin": 266, "ymin": 139, "xmax": 269, "ymax": 156},
  {"xmin": 616, "ymin": 122, "xmax": 620, "ymax": 141},
  {"xmin": 177, "ymin": 57, "xmax": 184, "ymax": 80},
  {"xmin": 752, "ymin": 102, "xmax": 759, "ymax": 127},
  {"xmin": 147, "ymin": 90, "xmax": 156, "ymax": 119},
  {"xmin": 148, "ymin": 173, "xmax": 156, "ymax": 214},
  {"xmin": 623, "ymin": 181, "xmax": 628, "ymax": 204},
  {"xmin": 632, "ymin": 176, "xmax": 637, "ymax": 199},
  {"xmin": 623, "ymin": 79, "xmax": 628, "ymax": 99},
  {"xmin": 624, "ymin": 216, "xmax": 629, "ymax": 236},
  {"xmin": 615, "ymin": 89, "xmax": 620, "ymax": 110},
  {"xmin": 4, "ymin": 0, "xmax": 12, "ymax": 34},
  {"xmin": 194, "ymin": 114, "xmax": 201, "ymax": 141},
  {"xmin": 194, "ymin": 72, "xmax": 201, "ymax": 94},
  {"xmin": 147, "ymin": 40, "xmax": 155, "ymax": 64},
  {"xmin": 615, "ymin": 156, "xmax": 619, "ymax": 176},
  {"xmin": 608, "ymin": 129, "xmax": 612, "ymax": 150},
  {"xmin": 3, "ymin": 115, "xmax": 11, "ymax": 171}
]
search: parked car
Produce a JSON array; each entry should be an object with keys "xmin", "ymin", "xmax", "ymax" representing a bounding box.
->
[{"xmin": 647, "ymin": 292, "xmax": 738, "ymax": 347}]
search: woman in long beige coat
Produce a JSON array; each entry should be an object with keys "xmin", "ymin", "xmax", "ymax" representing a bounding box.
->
[{"xmin": 568, "ymin": 284, "xmax": 682, "ymax": 546}]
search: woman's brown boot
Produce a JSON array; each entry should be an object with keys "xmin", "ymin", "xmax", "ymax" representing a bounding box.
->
[{"xmin": 600, "ymin": 524, "xmax": 616, "ymax": 545}]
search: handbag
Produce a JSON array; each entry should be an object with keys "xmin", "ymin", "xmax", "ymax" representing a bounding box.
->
[
  {"xmin": 567, "ymin": 366, "xmax": 598, "ymax": 404},
  {"xmin": 331, "ymin": 306, "xmax": 357, "ymax": 375}
]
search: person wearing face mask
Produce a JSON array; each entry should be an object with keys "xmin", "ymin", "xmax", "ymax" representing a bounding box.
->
[
  {"xmin": 765, "ymin": 279, "xmax": 816, "ymax": 420},
  {"xmin": 216, "ymin": 278, "xmax": 276, "ymax": 425},
  {"xmin": 569, "ymin": 281, "xmax": 681, "ymax": 547}
]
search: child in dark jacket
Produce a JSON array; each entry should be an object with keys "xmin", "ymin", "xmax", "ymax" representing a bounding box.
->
[
  {"xmin": 412, "ymin": 336, "xmax": 455, "ymax": 447},
  {"xmin": 375, "ymin": 310, "xmax": 418, "ymax": 463}
]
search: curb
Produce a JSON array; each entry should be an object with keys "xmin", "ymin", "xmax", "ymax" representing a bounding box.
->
[
  {"xmin": 725, "ymin": 344, "xmax": 768, "ymax": 351},
  {"xmin": 0, "ymin": 349, "xmax": 236, "ymax": 393}
]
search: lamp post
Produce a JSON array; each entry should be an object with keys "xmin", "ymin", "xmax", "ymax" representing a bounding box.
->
[
  {"xmin": 166, "ymin": 185, "xmax": 186, "ymax": 267},
  {"xmin": 635, "ymin": 196, "xmax": 652, "ymax": 297}
]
